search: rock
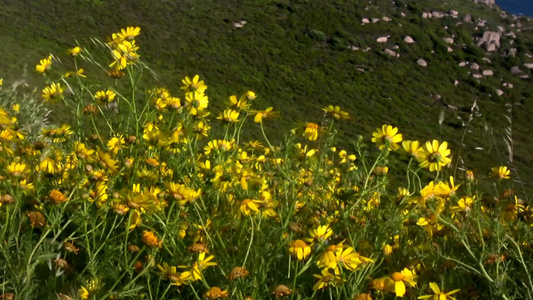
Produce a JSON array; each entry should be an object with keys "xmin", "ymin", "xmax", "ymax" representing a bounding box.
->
[
  {"xmin": 464, "ymin": 14, "xmax": 472, "ymax": 22},
  {"xmin": 349, "ymin": 46, "xmax": 359, "ymax": 51},
  {"xmin": 482, "ymin": 70, "xmax": 493, "ymax": 76},
  {"xmin": 234, "ymin": 23, "xmax": 244, "ymax": 28},
  {"xmin": 385, "ymin": 49, "xmax": 398, "ymax": 57},
  {"xmin": 472, "ymin": 74, "xmax": 483, "ymax": 78},
  {"xmin": 404, "ymin": 36, "xmax": 415, "ymax": 43},
  {"xmin": 454, "ymin": 80, "xmax": 459, "ymax": 86},
  {"xmin": 432, "ymin": 11, "xmax": 444, "ymax": 18},
  {"xmin": 382, "ymin": 16, "xmax": 390, "ymax": 22},
  {"xmin": 510, "ymin": 66, "xmax": 522, "ymax": 74},
  {"xmin": 524, "ymin": 63, "xmax": 533, "ymax": 69},
  {"xmin": 519, "ymin": 75, "xmax": 530, "ymax": 79},
  {"xmin": 417, "ymin": 59, "xmax": 427, "ymax": 67},
  {"xmin": 507, "ymin": 48, "xmax": 517, "ymax": 57},
  {"xmin": 372, "ymin": 18, "xmax": 380, "ymax": 23},
  {"xmin": 476, "ymin": 31, "xmax": 501, "ymax": 51},
  {"xmin": 486, "ymin": 44, "xmax": 497, "ymax": 52},
  {"xmin": 473, "ymin": 0, "xmax": 495, "ymax": 4},
  {"xmin": 482, "ymin": 58, "xmax": 491, "ymax": 63},
  {"xmin": 470, "ymin": 63, "xmax": 480, "ymax": 70},
  {"xmin": 443, "ymin": 37, "xmax": 454, "ymax": 44},
  {"xmin": 449, "ymin": 10, "xmax": 459, "ymax": 17},
  {"xmin": 448, "ymin": 47, "xmax": 453, "ymax": 52},
  {"xmin": 362, "ymin": 18, "xmax": 370, "ymax": 24},
  {"xmin": 503, "ymin": 83, "xmax": 514, "ymax": 88},
  {"xmin": 422, "ymin": 12, "xmax": 429, "ymax": 18},
  {"xmin": 401, "ymin": 12, "xmax": 406, "ymax": 17},
  {"xmin": 458, "ymin": 62, "xmax": 467, "ymax": 67},
  {"xmin": 363, "ymin": 47, "xmax": 372, "ymax": 52},
  {"xmin": 497, "ymin": 26, "xmax": 505, "ymax": 32},
  {"xmin": 392, "ymin": 45, "xmax": 400, "ymax": 49},
  {"xmin": 496, "ymin": 89, "xmax": 504, "ymax": 96},
  {"xmin": 376, "ymin": 36, "xmax": 388, "ymax": 43},
  {"xmin": 240, "ymin": 20, "xmax": 247, "ymax": 25}
]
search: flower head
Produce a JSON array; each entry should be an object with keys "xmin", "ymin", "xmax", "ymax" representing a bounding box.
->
[
  {"xmin": 417, "ymin": 140, "xmax": 451, "ymax": 172},
  {"xmin": 491, "ymin": 166, "xmax": 510, "ymax": 181},
  {"xmin": 36, "ymin": 55, "xmax": 52, "ymax": 74},
  {"xmin": 42, "ymin": 83, "xmax": 64, "ymax": 102},
  {"xmin": 289, "ymin": 239, "xmax": 311, "ymax": 261},
  {"xmin": 323, "ymin": 105, "xmax": 350, "ymax": 120},
  {"xmin": 372, "ymin": 125, "xmax": 403, "ymax": 151}
]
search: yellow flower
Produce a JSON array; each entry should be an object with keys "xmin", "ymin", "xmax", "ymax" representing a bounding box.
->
[
  {"xmin": 322, "ymin": 105, "xmax": 350, "ymax": 120},
  {"xmin": 142, "ymin": 230, "xmax": 162, "ymax": 248},
  {"xmin": 109, "ymin": 40, "xmax": 139, "ymax": 70},
  {"xmin": 184, "ymin": 91, "xmax": 209, "ymax": 115},
  {"xmin": 188, "ymin": 252, "xmax": 218, "ymax": 281},
  {"xmin": 335, "ymin": 246, "xmax": 373, "ymax": 271},
  {"xmin": 39, "ymin": 157, "xmax": 58, "ymax": 175},
  {"xmin": 217, "ymin": 109, "xmax": 240, "ymax": 123},
  {"xmin": 107, "ymin": 135, "xmax": 125, "ymax": 155},
  {"xmin": 491, "ymin": 166, "xmax": 510, "ymax": 180},
  {"xmin": 303, "ymin": 122, "xmax": 319, "ymax": 141},
  {"xmin": 79, "ymin": 286, "xmax": 89, "ymax": 299},
  {"xmin": 181, "ymin": 75, "xmax": 207, "ymax": 93},
  {"xmin": 371, "ymin": 125, "xmax": 403, "ymax": 151},
  {"xmin": 390, "ymin": 268, "xmax": 417, "ymax": 297},
  {"xmin": 6, "ymin": 162, "xmax": 27, "ymax": 177},
  {"xmin": 157, "ymin": 263, "xmax": 190, "ymax": 286},
  {"xmin": 240, "ymin": 199, "xmax": 261, "ymax": 216},
  {"xmin": 313, "ymin": 268, "xmax": 341, "ymax": 291},
  {"xmin": 42, "ymin": 83, "xmax": 64, "ymax": 102},
  {"xmin": 401, "ymin": 140, "xmax": 423, "ymax": 158},
  {"xmin": 254, "ymin": 107, "xmax": 278, "ymax": 123},
  {"xmin": 12, "ymin": 104, "xmax": 20, "ymax": 112},
  {"xmin": 49, "ymin": 189, "xmax": 68, "ymax": 204},
  {"xmin": 94, "ymin": 89, "xmax": 117, "ymax": 104},
  {"xmin": 307, "ymin": 224, "xmax": 333, "ymax": 244},
  {"xmin": 289, "ymin": 239, "xmax": 311, "ymax": 261},
  {"xmin": 117, "ymin": 26, "xmax": 141, "ymax": 41},
  {"xmin": 36, "ymin": 55, "xmax": 52, "ymax": 74},
  {"xmin": 65, "ymin": 68, "xmax": 86, "ymax": 78},
  {"xmin": 68, "ymin": 46, "xmax": 82, "ymax": 57},
  {"xmin": 417, "ymin": 140, "xmax": 451, "ymax": 172},
  {"xmin": 205, "ymin": 287, "xmax": 229, "ymax": 299},
  {"xmin": 418, "ymin": 282, "xmax": 460, "ymax": 300}
]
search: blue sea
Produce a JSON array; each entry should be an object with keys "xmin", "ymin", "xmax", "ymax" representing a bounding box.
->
[{"xmin": 496, "ymin": 0, "xmax": 533, "ymax": 17}]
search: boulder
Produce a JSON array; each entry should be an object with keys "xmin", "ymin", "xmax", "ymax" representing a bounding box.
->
[
  {"xmin": 372, "ymin": 18, "xmax": 380, "ymax": 23},
  {"xmin": 510, "ymin": 66, "xmax": 522, "ymax": 74},
  {"xmin": 482, "ymin": 70, "xmax": 493, "ymax": 76},
  {"xmin": 454, "ymin": 80, "xmax": 459, "ymax": 86},
  {"xmin": 458, "ymin": 62, "xmax": 467, "ymax": 67},
  {"xmin": 464, "ymin": 14, "xmax": 472, "ymax": 22},
  {"xmin": 443, "ymin": 37, "xmax": 454, "ymax": 44},
  {"xmin": 362, "ymin": 18, "xmax": 370, "ymax": 24},
  {"xmin": 473, "ymin": 0, "xmax": 495, "ymax": 4},
  {"xmin": 524, "ymin": 63, "xmax": 533, "ymax": 69},
  {"xmin": 376, "ymin": 36, "xmax": 388, "ymax": 43},
  {"xmin": 432, "ymin": 11, "xmax": 444, "ymax": 18},
  {"xmin": 449, "ymin": 10, "xmax": 459, "ymax": 17},
  {"xmin": 496, "ymin": 89, "xmax": 504, "ymax": 96},
  {"xmin": 519, "ymin": 75, "xmax": 530, "ymax": 79},
  {"xmin": 507, "ymin": 48, "xmax": 517, "ymax": 57},
  {"xmin": 382, "ymin": 16, "xmax": 391, "ymax": 22},
  {"xmin": 472, "ymin": 74, "xmax": 483, "ymax": 78},
  {"xmin": 476, "ymin": 31, "xmax": 501, "ymax": 51},
  {"xmin": 417, "ymin": 59, "xmax": 427, "ymax": 67},
  {"xmin": 448, "ymin": 47, "xmax": 453, "ymax": 52},
  {"xmin": 422, "ymin": 12, "xmax": 429, "ymax": 18},
  {"xmin": 404, "ymin": 36, "xmax": 415, "ymax": 43},
  {"xmin": 470, "ymin": 63, "xmax": 480, "ymax": 70},
  {"xmin": 385, "ymin": 49, "xmax": 398, "ymax": 57}
]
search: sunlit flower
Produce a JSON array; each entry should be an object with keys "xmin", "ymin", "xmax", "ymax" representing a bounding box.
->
[
  {"xmin": 303, "ymin": 122, "xmax": 319, "ymax": 141},
  {"xmin": 42, "ymin": 83, "xmax": 64, "ymax": 102},
  {"xmin": 94, "ymin": 89, "xmax": 117, "ymax": 104},
  {"xmin": 184, "ymin": 91, "xmax": 209, "ymax": 115},
  {"xmin": 217, "ymin": 109, "xmax": 240, "ymax": 123},
  {"xmin": 6, "ymin": 162, "xmax": 28, "ymax": 177},
  {"xmin": 117, "ymin": 26, "xmax": 141, "ymax": 41},
  {"xmin": 491, "ymin": 166, "xmax": 510, "ymax": 181},
  {"xmin": 307, "ymin": 224, "xmax": 333, "ymax": 244},
  {"xmin": 313, "ymin": 268, "xmax": 341, "ymax": 291},
  {"xmin": 142, "ymin": 230, "xmax": 162, "ymax": 248},
  {"xmin": 205, "ymin": 287, "xmax": 229, "ymax": 299},
  {"xmin": 49, "ymin": 189, "xmax": 68, "ymax": 204},
  {"xmin": 68, "ymin": 46, "xmax": 82, "ymax": 57},
  {"xmin": 240, "ymin": 199, "xmax": 261, "ymax": 216},
  {"xmin": 401, "ymin": 140, "xmax": 423, "ymax": 158},
  {"xmin": 390, "ymin": 268, "xmax": 417, "ymax": 297},
  {"xmin": 157, "ymin": 263, "xmax": 190, "ymax": 286},
  {"xmin": 323, "ymin": 105, "xmax": 350, "ymax": 120},
  {"xmin": 79, "ymin": 286, "xmax": 89, "ymax": 299},
  {"xmin": 107, "ymin": 135, "xmax": 125, "ymax": 155},
  {"xmin": 181, "ymin": 75, "xmax": 207, "ymax": 93},
  {"xmin": 289, "ymin": 239, "xmax": 311, "ymax": 261},
  {"xmin": 36, "ymin": 55, "xmax": 52, "ymax": 74},
  {"xmin": 190, "ymin": 252, "xmax": 218, "ymax": 280},
  {"xmin": 254, "ymin": 107, "xmax": 278, "ymax": 123},
  {"xmin": 372, "ymin": 125, "xmax": 402, "ymax": 151},
  {"xmin": 418, "ymin": 140, "xmax": 451, "ymax": 172},
  {"xmin": 418, "ymin": 282, "xmax": 460, "ymax": 300}
]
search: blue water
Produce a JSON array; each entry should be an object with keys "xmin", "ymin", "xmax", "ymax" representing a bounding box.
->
[{"xmin": 495, "ymin": 0, "xmax": 533, "ymax": 17}]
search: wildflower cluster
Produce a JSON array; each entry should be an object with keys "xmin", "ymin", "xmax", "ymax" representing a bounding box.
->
[{"xmin": 0, "ymin": 27, "xmax": 530, "ymax": 300}]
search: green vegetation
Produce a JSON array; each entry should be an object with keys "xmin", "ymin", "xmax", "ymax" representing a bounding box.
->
[{"xmin": 2, "ymin": 0, "xmax": 531, "ymax": 189}]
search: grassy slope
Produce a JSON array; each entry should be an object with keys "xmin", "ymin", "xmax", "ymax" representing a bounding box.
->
[{"xmin": 0, "ymin": 0, "xmax": 532, "ymax": 190}]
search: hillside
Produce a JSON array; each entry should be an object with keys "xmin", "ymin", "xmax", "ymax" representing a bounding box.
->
[{"xmin": 0, "ymin": 0, "xmax": 532, "ymax": 191}]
